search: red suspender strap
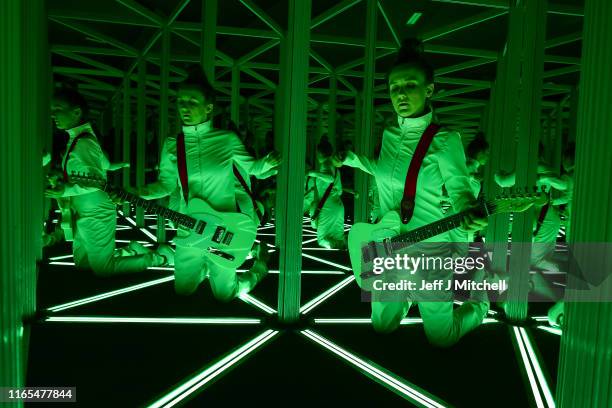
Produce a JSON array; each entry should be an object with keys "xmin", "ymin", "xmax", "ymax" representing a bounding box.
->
[
  {"xmin": 233, "ymin": 164, "xmax": 263, "ymax": 222},
  {"xmin": 400, "ymin": 123, "xmax": 441, "ymax": 224},
  {"xmin": 312, "ymin": 169, "xmax": 337, "ymax": 221},
  {"xmin": 533, "ymin": 201, "xmax": 550, "ymax": 237},
  {"xmin": 63, "ymin": 132, "xmax": 95, "ymax": 181},
  {"xmin": 176, "ymin": 132, "xmax": 189, "ymax": 203}
]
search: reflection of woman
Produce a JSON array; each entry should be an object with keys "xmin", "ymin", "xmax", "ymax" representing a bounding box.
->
[
  {"xmin": 307, "ymin": 138, "xmax": 346, "ymax": 249},
  {"xmin": 336, "ymin": 39, "xmax": 488, "ymax": 347},
  {"xmin": 45, "ymin": 85, "xmax": 168, "ymax": 273}
]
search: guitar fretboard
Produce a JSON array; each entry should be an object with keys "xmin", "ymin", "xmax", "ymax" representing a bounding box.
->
[
  {"xmin": 389, "ymin": 198, "xmax": 494, "ymax": 247},
  {"xmin": 111, "ymin": 188, "xmax": 197, "ymax": 230}
]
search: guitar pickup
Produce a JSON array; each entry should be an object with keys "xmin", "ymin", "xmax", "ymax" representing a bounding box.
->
[
  {"xmin": 222, "ymin": 231, "xmax": 234, "ymax": 245},
  {"xmin": 212, "ymin": 226, "xmax": 226, "ymax": 243},
  {"xmin": 195, "ymin": 221, "xmax": 207, "ymax": 235},
  {"xmin": 361, "ymin": 242, "xmax": 377, "ymax": 263}
]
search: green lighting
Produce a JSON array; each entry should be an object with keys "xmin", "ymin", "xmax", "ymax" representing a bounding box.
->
[
  {"xmin": 518, "ymin": 328, "xmax": 556, "ymax": 407},
  {"xmin": 301, "ymin": 253, "xmax": 352, "ymax": 271},
  {"xmin": 146, "ymin": 330, "xmax": 279, "ymax": 408},
  {"xmin": 536, "ymin": 325, "xmax": 561, "ymax": 336},
  {"xmin": 239, "ymin": 293, "xmax": 276, "ymax": 314},
  {"xmin": 512, "ymin": 327, "xmax": 552, "ymax": 408},
  {"xmin": 313, "ymin": 317, "xmax": 498, "ymax": 325},
  {"xmin": 45, "ymin": 316, "xmax": 261, "ymax": 324},
  {"xmin": 140, "ymin": 227, "xmax": 158, "ymax": 242},
  {"xmin": 300, "ymin": 276, "xmax": 355, "ymax": 314},
  {"xmin": 47, "ymin": 276, "xmax": 175, "ymax": 312},
  {"xmin": 301, "ymin": 330, "xmax": 447, "ymax": 408},
  {"xmin": 49, "ymin": 261, "xmax": 75, "ymax": 266},
  {"xmin": 49, "ymin": 254, "xmax": 74, "ymax": 261},
  {"xmin": 406, "ymin": 12, "xmax": 422, "ymax": 26}
]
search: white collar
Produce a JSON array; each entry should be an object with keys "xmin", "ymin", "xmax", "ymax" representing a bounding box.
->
[
  {"xmin": 67, "ymin": 122, "xmax": 95, "ymax": 140},
  {"xmin": 182, "ymin": 120, "xmax": 213, "ymax": 136},
  {"xmin": 397, "ymin": 110, "xmax": 433, "ymax": 133}
]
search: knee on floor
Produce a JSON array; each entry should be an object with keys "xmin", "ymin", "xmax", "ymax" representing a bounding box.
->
[{"xmin": 371, "ymin": 319, "xmax": 400, "ymax": 334}]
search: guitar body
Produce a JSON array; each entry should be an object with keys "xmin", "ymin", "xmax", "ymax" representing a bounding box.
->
[
  {"xmin": 56, "ymin": 197, "xmax": 74, "ymax": 241},
  {"xmin": 348, "ymin": 211, "xmax": 402, "ymax": 290},
  {"xmin": 173, "ymin": 198, "xmax": 257, "ymax": 270}
]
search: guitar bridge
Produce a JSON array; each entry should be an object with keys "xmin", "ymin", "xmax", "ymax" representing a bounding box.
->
[
  {"xmin": 361, "ymin": 242, "xmax": 377, "ymax": 263},
  {"xmin": 207, "ymin": 247, "xmax": 235, "ymax": 261}
]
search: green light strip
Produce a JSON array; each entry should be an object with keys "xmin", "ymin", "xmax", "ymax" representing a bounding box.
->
[
  {"xmin": 300, "ymin": 276, "xmax": 355, "ymax": 314},
  {"xmin": 518, "ymin": 328, "xmax": 556, "ymax": 407},
  {"xmin": 313, "ymin": 317, "xmax": 498, "ymax": 325},
  {"xmin": 48, "ymin": 254, "xmax": 74, "ymax": 261},
  {"xmin": 406, "ymin": 12, "xmax": 423, "ymax": 26},
  {"xmin": 140, "ymin": 227, "xmax": 158, "ymax": 242},
  {"xmin": 147, "ymin": 330, "xmax": 279, "ymax": 408},
  {"xmin": 532, "ymin": 316, "xmax": 549, "ymax": 322},
  {"xmin": 47, "ymin": 276, "xmax": 175, "ymax": 312},
  {"xmin": 302, "ymin": 253, "xmax": 352, "ymax": 271},
  {"xmin": 536, "ymin": 325, "xmax": 561, "ymax": 336},
  {"xmin": 302, "ymin": 247, "xmax": 341, "ymax": 252},
  {"xmin": 301, "ymin": 330, "xmax": 447, "ymax": 408},
  {"xmin": 239, "ymin": 293, "xmax": 276, "ymax": 314},
  {"xmin": 302, "ymin": 237, "xmax": 319, "ymax": 245},
  {"xmin": 44, "ymin": 316, "xmax": 261, "ymax": 324},
  {"xmin": 512, "ymin": 327, "xmax": 546, "ymax": 408},
  {"xmin": 237, "ymin": 269, "xmax": 344, "ymax": 275},
  {"xmin": 49, "ymin": 261, "xmax": 75, "ymax": 266}
]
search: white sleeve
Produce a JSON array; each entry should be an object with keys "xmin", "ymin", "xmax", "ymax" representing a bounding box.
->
[
  {"xmin": 62, "ymin": 138, "xmax": 106, "ymax": 197},
  {"xmin": 141, "ymin": 137, "xmax": 179, "ymax": 199},
  {"xmin": 437, "ymin": 131, "xmax": 476, "ymax": 213}
]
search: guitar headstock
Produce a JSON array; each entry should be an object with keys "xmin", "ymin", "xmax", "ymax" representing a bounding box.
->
[{"xmin": 493, "ymin": 186, "xmax": 548, "ymax": 214}]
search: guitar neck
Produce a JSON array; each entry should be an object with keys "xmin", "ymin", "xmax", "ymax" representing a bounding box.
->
[
  {"xmin": 390, "ymin": 199, "xmax": 490, "ymax": 246},
  {"xmin": 109, "ymin": 187, "xmax": 197, "ymax": 230}
]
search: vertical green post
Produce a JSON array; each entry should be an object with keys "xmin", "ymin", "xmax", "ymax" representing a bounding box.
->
[
  {"xmin": 557, "ymin": 1, "xmax": 612, "ymax": 406},
  {"xmin": 231, "ymin": 64, "xmax": 240, "ymax": 125},
  {"xmin": 157, "ymin": 26, "xmax": 170, "ymax": 243},
  {"xmin": 505, "ymin": 0, "xmax": 547, "ymax": 321},
  {"xmin": 201, "ymin": 0, "xmax": 217, "ymax": 85},
  {"xmin": 122, "ymin": 80, "xmax": 132, "ymax": 216},
  {"xmin": 328, "ymin": 74, "xmax": 337, "ymax": 149},
  {"xmin": 0, "ymin": 0, "xmax": 47, "ymax": 398},
  {"xmin": 136, "ymin": 60, "xmax": 146, "ymax": 226},
  {"xmin": 276, "ymin": 0, "xmax": 311, "ymax": 323},
  {"xmin": 354, "ymin": 0, "xmax": 377, "ymax": 223}
]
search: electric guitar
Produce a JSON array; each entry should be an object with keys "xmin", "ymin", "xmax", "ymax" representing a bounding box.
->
[
  {"xmin": 47, "ymin": 172, "xmax": 74, "ymax": 241},
  {"xmin": 348, "ymin": 188, "xmax": 548, "ymax": 290},
  {"xmin": 70, "ymin": 173, "xmax": 257, "ymax": 270}
]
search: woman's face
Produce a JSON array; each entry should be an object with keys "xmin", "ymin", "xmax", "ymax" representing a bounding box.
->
[
  {"xmin": 388, "ymin": 65, "xmax": 434, "ymax": 118},
  {"xmin": 176, "ymin": 88, "xmax": 213, "ymax": 126},
  {"xmin": 51, "ymin": 99, "xmax": 81, "ymax": 130}
]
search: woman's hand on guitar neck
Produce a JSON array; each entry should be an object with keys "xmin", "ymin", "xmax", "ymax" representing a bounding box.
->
[
  {"xmin": 45, "ymin": 184, "xmax": 66, "ymax": 198},
  {"xmin": 460, "ymin": 203, "xmax": 488, "ymax": 232}
]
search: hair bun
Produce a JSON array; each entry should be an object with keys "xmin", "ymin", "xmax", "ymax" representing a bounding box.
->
[{"xmin": 398, "ymin": 38, "xmax": 424, "ymax": 60}]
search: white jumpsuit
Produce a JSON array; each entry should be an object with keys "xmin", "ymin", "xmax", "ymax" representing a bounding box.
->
[
  {"xmin": 310, "ymin": 165, "xmax": 346, "ymax": 249},
  {"xmin": 343, "ymin": 111, "xmax": 487, "ymax": 347},
  {"xmin": 141, "ymin": 121, "xmax": 275, "ymax": 297},
  {"xmin": 61, "ymin": 123, "xmax": 150, "ymax": 275}
]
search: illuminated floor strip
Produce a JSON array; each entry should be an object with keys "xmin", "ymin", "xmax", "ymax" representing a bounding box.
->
[
  {"xmin": 301, "ymin": 330, "xmax": 447, "ymax": 408},
  {"xmin": 48, "ymin": 254, "xmax": 74, "ymax": 261},
  {"xmin": 302, "ymin": 247, "xmax": 341, "ymax": 251},
  {"xmin": 49, "ymin": 261, "xmax": 75, "ymax": 266},
  {"xmin": 518, "ymin": 328, "xmax": 556, "ymax": 407},
  {"xmin": 300, "ymin": 276, "xmax": 355, "ymax": 314},
  {"xmin": 45, "ymin": 316, "xmax": 261, "ymax": 324},
  {"xmin": 141, "ymin": 227, "xmax": 158, "ymax": 242},
  {"xmin": 512, "ymin": 327, "xmax": 549, "ymax": 408},
  {"xmin": 532, "ymin": 316, "xmax": 549, "ymax": 322},
  {"xmin": 147, "ymin": 330, "xmax": 279, "ymax": 408},
  {"xmin": 47, "ymin": 276, "xmax": 175, "ymax": 312},
  {"xmin": 301, "ymin": 253, "xmax": 352, "ymax": 272},
  {"xmin": 239, "ymin": 293, "xmax": 276, "ymax": 314},
  {"xmin": 313, "ymin": 317, "xmax": 498, "ymax": 325},
  {"xmin": 536, "ymin": 325, "xmax": 561, "ymax": 336},
  {"xmin": 302, "ymin": 237, "xmax": 319, "ymax": 245}
]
